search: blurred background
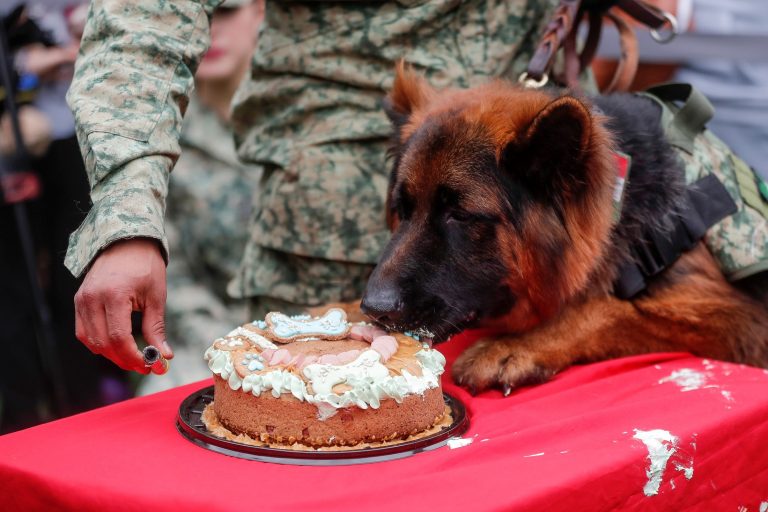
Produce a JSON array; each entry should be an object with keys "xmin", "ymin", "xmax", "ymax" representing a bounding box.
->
[
  {"xmin": 0, "ymin": 0, "xmax": 765, "ymax": 434},
  {"xmin": 0, "ymin": 0, "xmax": 131, "ymax": 434}
]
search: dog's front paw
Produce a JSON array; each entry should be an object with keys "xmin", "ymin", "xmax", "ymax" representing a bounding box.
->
[{"xmin": 452, "ymin": 337, "xmax": 558, "ymax": 396}]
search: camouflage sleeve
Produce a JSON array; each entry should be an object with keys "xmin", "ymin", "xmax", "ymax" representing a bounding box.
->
[{"xmin": 64, "ymin": 0, "xmax": 222, "ymax": 277}]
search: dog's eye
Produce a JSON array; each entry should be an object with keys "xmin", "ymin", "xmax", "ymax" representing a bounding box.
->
[
  {"xmin": 393, "ymin": 187, "xmax": 414, "ymax": 221},
  {"xmin": 445, "ymin": 209, "xmax": 500, "ymax": 225},
  {"xmin": 396, "ymin": 199, "xmax": 412, "ymax": 221},
  {"xmin": 446, "ymin": 209, "xmax": 473, "ymax": 223}
]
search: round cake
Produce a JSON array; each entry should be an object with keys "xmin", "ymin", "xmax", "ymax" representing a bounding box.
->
[{"xmin": 203, "ymin": 308, "xmax": 447, "ymax": 447}]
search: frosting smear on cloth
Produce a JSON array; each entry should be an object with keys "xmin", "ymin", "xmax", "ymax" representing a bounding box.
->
[{"xmin": 204, "ymin": 308, "xmax": 447, "ymax": 447}]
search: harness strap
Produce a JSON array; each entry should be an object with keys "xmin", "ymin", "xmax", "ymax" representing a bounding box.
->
[{"xmin": 614, "ymin": 173, "xmax": 737, "ymax": 299}]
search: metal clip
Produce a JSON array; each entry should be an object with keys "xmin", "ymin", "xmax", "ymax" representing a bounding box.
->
[
  {"xmin": 518, "ymin": 72, "xmax": 549, "ymax": 89},
  {"xmin": 650, "ymin": 11, "xmax": 678, "ymax": 44}
]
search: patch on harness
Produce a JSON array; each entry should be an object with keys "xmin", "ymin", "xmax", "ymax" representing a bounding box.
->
[
  {"xmin": 733, "ymin": 156, "xmax": 768, "ymax": 219},
  {"xmin": 612, "ymin": 151, "xmax": 632, "ymax": 222}
]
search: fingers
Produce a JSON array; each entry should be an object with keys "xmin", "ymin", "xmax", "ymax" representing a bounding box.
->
[
  {"xmin": 142, "ymin": 296, "xmax": 172, "ymax": 361},
  {"xmin": 75, "ymin": 306, "xmax": 95, "ymax": 354},
  {"xmin": 104, "ymin": 294, "xmax": 148, "ymax": 374},
  {"xmin": 75, "ymin": 286, "xmax": 147, "ymax": 373},
  {"xmin": 74, "ymin": 288, "xmax": 110, "ymax": 358}
]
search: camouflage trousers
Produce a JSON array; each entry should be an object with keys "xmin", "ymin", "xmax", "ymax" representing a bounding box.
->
[{"xmin": 226, "ymin": 0, "xmax": 559, "ymax": 308}]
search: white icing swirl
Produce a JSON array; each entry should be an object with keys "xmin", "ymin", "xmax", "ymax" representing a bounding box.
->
[{"xmin": 204, "ymin": 327, "xmax": 446, "ymax": 417}]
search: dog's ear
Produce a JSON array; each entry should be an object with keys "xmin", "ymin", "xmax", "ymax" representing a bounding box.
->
[
  {"xmin": 504, "ymin": 96, "xmax": 593, "ymax": 198},
  {"xmin": 384, "ymin": 60, "xmax": 433, "ymax": 132},
  {"xmin": 384, "ymin": 61, "xmax": 434, "ymax": 231}
]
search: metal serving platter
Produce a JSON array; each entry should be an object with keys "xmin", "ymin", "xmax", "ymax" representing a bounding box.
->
[{"xmin": 177, "ymin": 385, "xmax": 469, "ymax": 466}]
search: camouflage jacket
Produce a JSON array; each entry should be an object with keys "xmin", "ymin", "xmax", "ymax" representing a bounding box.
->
[{"xmin": 65, "ymin": 0, "xmax": 559, "ymax": 304}]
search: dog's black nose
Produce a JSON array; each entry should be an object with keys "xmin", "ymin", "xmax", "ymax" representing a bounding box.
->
[{"xmin": 361, "ymin": 284, "xmax": 404, "ymax": 325}]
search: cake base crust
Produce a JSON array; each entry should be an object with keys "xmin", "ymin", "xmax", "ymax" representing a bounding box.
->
[
  {"xmin": 202, "ymin": 403, "xmax": 454, "ymax": 452},
  {"xmin": 212, "ymin": 375, "xmax": 446, "ymax": 447}
]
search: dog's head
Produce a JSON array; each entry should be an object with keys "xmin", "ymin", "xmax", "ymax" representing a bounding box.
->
[{"xmin": 361, "ymin": 64, "xmax": 617, "ymax": 341}]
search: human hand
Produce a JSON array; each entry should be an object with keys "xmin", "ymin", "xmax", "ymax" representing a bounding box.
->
[{"xmin": 75, "ymin": 238, "xmax": 173, "ymax": 374}]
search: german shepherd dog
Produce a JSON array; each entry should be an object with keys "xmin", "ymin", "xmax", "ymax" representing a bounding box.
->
[{"xmin": 361, "ymin": 64, "xmax": 768, "ymax": 395}]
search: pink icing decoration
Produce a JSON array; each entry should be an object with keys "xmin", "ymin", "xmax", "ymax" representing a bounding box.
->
[
  {"xmin": 303, "ymin": 349, "xmax": 362, "ymax": 367},
  {"xmin": 336, "ymin": 349, "xmax": 361, "ymax": 365},
  {"xmin": 370, "ymin": 327, "xmax": 387, "ymax": 339},
  {"xmin": 371, "ymin": 335, "xmax": 398, "ymax": 362},
  {"xmin": 290, "ymin": 353, "xmax": 306, "ymax": 368},
  {"xmin": 349, "ymin": 324, "xmax": 389, "ymax": 342},
  {"xmin": 318, "ymin": 354, "xmax": 338, "ymax": 365},
  {"xmin": 270, "ymin": 349, "xmax": 292, "ymax": 366},
  {"xmin": 349, "ymin": 325, "xmax": 368, "ymax": 341},
  {"xmin": 259, "ymin": 325, "xmax": 400, "ymax": 369},
  {"xmin": 260, "ymin": 348, "xmax": 275, "ymax": 362}
]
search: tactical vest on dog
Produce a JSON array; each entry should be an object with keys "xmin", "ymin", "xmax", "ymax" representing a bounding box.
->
[{"xmin": 614, "ymin": 83, "xmax": 768, "ymax": 298}]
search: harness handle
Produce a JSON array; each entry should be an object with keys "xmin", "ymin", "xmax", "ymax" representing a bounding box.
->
[{"xmin": 644, "ymin": 83, "xmax": 715, "ymax": 153}]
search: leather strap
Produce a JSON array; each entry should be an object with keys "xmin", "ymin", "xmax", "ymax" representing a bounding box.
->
[
  {"xmin": 524, "ymin": 0, "xmax": 675, "ymax": 92},
  {"xmin": 601, "ymin": 10, "xmax": 638, "ymax": 92},
  {"xmin": 616, "ymin": 0, "xmax": 667, "ymax": 29},
  {"xmin": 578, "ymin": 10, "xmax": 604, "ymax": 73},
  {"xmin": 525, "ymin": 0, "xmax": 582, "ymax": 84}
]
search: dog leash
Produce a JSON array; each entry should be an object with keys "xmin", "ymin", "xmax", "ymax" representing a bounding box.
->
[{"xmin": 521, "ymin": 0, "xmax": 678, "ymax": 92}]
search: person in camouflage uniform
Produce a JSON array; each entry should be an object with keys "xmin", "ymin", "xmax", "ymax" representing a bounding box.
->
[{"xmin": 66, "ymin": 0, "xmax": 560, "ymax": 373}]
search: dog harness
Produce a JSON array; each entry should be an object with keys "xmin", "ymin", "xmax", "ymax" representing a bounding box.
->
[{"xmin": 613, "ymin": 83, "xmax": 768, "ymax": 299}]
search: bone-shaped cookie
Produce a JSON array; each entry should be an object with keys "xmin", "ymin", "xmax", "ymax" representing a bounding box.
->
[{"xmin": 264, "ymin": 308, "xmax": 349, "ymax": 343}]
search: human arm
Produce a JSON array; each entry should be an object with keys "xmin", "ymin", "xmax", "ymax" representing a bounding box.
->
[
  {"xmin": 67, "ymin": 0, "xmax": 222, "ymax": 372},
  {"xmin": 15, "ymin": 42, "xmax": 78, "ymax": 81}
]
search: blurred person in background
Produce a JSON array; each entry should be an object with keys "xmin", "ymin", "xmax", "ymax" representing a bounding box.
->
[
  {"xmin": 671, "ymin": 0, "xmax": 768, "ymax": 181},
  {"xmin": 138, "ymin": 0, "xmax": 264, "ymax": 395},
  {"xmin": 0, "ymin": 1, "xmax": 130, "ymax": 434}
]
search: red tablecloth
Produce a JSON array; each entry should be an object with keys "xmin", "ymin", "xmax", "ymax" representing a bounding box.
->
[{"xmin": 1, "ymin": 331, "xmax": 767, "ymax": 511}]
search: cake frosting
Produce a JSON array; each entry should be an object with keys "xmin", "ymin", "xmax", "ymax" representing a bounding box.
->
[{"xmin": 204, "ymin": 308, "xmax": 448, "ymax": 447}]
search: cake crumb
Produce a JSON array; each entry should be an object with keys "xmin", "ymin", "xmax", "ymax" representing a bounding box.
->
[{"xmin": 447, "ymin": 437, "xmax": 473, "ymax": 449}]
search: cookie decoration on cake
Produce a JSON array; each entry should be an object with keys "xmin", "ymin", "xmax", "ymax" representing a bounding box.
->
[
  {"xmin": 251, "ymin": 308, "xmax": 351, "ymax": 343},
  {"xmin": 212, "ymin": 336, "xmax": 251, "ymax": 351},
  {"xmin": 226, "ymin": 325, "xmax": 278, "ymax": 350}
]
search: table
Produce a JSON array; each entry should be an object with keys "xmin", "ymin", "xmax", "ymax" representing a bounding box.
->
[{"xmin": 2, "ymin": 331, "xmax": 767, "ymax": 511}]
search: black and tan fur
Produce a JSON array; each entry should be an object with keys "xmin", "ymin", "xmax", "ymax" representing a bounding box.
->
[{"xmin": 361, "ymin": 64, "xmax": 768, "ymax": 394}]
